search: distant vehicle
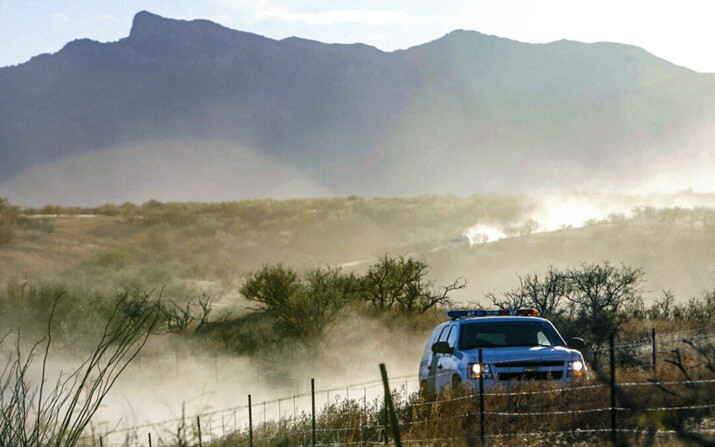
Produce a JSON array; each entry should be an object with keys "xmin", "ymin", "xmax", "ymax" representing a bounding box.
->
[
  {"xmin": 419, "ymin": 309, "xmax": 587, "ymax": 395},
  {"xmin": 446, "ymin": 235, "xmax": 470, "ymax": 248}
]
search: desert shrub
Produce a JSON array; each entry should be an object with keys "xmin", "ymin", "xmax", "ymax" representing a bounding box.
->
[
  {"xmin": 0, "ymin": 225, "xmax": 12, "ymax": 245},
  {"xmin": 642, "ymin": 289, "xmax": 715, "ymax": 325},
  {"xmin": 0, "ymin": 282, "xmax": 97, "ymax": 342},
  {"xmin": 484, "ymin": 263, "xmax": 646, "ymax": 369},
  {"xmin": 89, "ymin": 249, "xmax": 131, "ymax": 269},
  {"xmin": 356, "ymin": 255, "xmax": 466, "ymax": 314},
  {"xmin": 209, "ymin": 312, "xmax": 280, "ymax": 355},
  {"xmin": 0, "ymin": 197, "xmax": 21, "ymax": 245},
  {"xmin": 646, "ymin": 289, "xmax": 676, "ymax": 319},
  {"xmin": 0, "ymin": 197, "xmax": 21, "ymax": 223},
  {"xmin": 503, "ymin": 218, "xmax": 540, "ymax": 237},
  {"xmin": 140, "ymin": 200, "xmax": 200, "ymax": 226},
  {"xmin": 38, "ymin": 204, "xmax": 67, "ymax": 215},
  {"xmin": 240, "ymin": 264, "xmax": 301, "ymax": 313},
  {"xmin": 27, "ymin": 217, "xmax": 54, "ymax": 233},
  {"xmin": 486, "ymin": 266, "xmax": 567, "ymax": 319},
  {"xmin": 556, "ymin": 264, "xmax": 645, "ymax": 369},
  {"xmin": 285, "ymin": 267, "xmax": 359, "ymax": 339},
  {"xmin": 0, "ymin": 291, "xmax": 159, "ymax": 447},
  {"xmin": 674, "ymin": 289, "xmax": 715, "ymax": 323},
  {"xmin": 240, "ymin": 265, "xmax": 357, "ymax": 341},
  {"xmin": 0, "ymin": 281, "xmax": 166, "ymax": 345}
]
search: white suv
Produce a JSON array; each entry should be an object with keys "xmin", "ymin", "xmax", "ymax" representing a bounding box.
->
[{"xmin": 419, "ymin": 309, "xmax": 587, "ymax": 394}]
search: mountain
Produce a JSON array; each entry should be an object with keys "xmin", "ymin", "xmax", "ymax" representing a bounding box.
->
[{"xmin": 1, "ymin": 11, "xmax": 714, "ymax": 206}]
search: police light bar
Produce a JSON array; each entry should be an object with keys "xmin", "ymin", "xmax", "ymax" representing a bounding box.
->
[{"xmin": 447, "ymin": 309, "xmax": 537, "ymax": 319}]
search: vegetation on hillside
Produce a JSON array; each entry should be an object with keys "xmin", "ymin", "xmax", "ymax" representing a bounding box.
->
[
  {"xmin": 0, "ymin": 197, "xmax": 22, "ymax": 245},
  {"xmin": 2, "ymin": 194, "xmax": 713, "ymax": 299},
  {"xmin": 0, "ymin": 195, "xmax": 528, "ymax": 291},
  {"xmin": 1, "ymin": 194, "xmax": 714, "ymax": 444}
]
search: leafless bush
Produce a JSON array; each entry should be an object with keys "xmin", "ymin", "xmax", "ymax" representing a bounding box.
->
[{"xmin": 0, "ymin": 291, "xmax": 160, "ymax": 447}]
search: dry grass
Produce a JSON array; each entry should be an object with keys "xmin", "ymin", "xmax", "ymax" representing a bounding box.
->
[
  {"xmin": 1, "ymin": 196, "xmax": 713, "ymax": 306},
  {"xmin": 184, "ymin": 335, "xmax": 715, "ymax": 447}
]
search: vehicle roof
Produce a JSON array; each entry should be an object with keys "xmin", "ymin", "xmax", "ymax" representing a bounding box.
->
[{"xmin": 445, "ymin": 316, "xmax": 552, "ymax": 326}]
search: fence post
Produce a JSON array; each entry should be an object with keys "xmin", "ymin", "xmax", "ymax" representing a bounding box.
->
[
  {"xmin": 311, "ymin": 378, "xmax": 316, "ymax": 447},
  {"xmin": 363, "ymin": 386, "xmax": 367, "ymax": 446},
  {"xmin": 652, "ymin": 328, "xmax": 657, "ymax": 378},
  {"xmin": 99, "ymin": 436, "xmax": 103, "ymax": 447},
  {"xmin": 383, "ymin": 400, "xmax": 389, "ymax": 446},
  {"xmin": 148, "ymin": 432, "xmax": 152, "ymax": 447},
  {"xmin": 196, "ymin": 416, "xmax": 203, "ymax": 447},
  {"xmin": 479, "ymin": 348, "xmax": 485, "ymax": 444},
  {"xmin": 248, "ymin": 395, "xmax": 253, "ymax": 447},
  {"xmin": 379, "ymin": 363, "xmax": 402, "ymax": 447},
  {"xmin": 610, "ymin": 333, "xmax": 616, "ymax": 446}
]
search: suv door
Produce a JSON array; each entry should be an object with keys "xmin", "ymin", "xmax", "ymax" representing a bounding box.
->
[
  {"xmin": 420, "ymin": 326, "xmax": 441, "ymax": 388},
  {"xmin": 434, "ymin": 324, "xmax": 458, "ymax": 390},
  {"xmin": 425, "ymin": 325, "xmax": 450, "ymax": 392}
]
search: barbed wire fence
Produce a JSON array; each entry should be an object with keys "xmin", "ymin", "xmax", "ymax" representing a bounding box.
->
[{"xmin": 81, "ymin": 327, "xmax": 715, "ymax": 447}]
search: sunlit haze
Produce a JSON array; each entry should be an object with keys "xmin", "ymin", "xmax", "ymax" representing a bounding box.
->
[{"xmin": 1, "ymin": 1, "xmax": 715, "ymax": 440}]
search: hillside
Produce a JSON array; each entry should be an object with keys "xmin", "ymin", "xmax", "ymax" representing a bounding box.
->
[
  {"xmin": 1, "ymin": 193, "xmax": 713, "ymax": 303},
  {"xmin": 2, "ymin": 193, "xmax": 714, "ymax": 440},
  {"xmin": 1, "ymin": 11, "xmax": 714, "ymax": 206}
]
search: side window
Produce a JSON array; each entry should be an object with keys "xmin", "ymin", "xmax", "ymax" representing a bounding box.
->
[
  {"xmin": 446, "ymin": 325, "xmax": 458, "ymax": 348},
  {"xmin": 437, "ymin": 325, "xmax": 450, "ymax": 342},
  {"xmin": 423, "ymin": 326, "xmax": 443, "ymax": 362}
]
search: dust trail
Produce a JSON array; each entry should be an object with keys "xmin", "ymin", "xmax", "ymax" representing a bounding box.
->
[
  {"xmin": 86, "ymin": 312, "xmax": 429, "ymax": 442},
  {"xmin": 461, "ymin": 192, "xmax": 715, "ymax": 246}
]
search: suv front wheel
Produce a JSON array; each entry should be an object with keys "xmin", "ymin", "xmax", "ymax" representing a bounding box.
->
[{"xmin": 451, "ymin": 374, "xmax": 462, "ymax": 392}]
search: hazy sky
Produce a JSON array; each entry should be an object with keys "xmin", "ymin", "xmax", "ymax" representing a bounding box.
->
[{"xmin": 2, "ymin": 0, "xmax": 715, "ymax": 72}]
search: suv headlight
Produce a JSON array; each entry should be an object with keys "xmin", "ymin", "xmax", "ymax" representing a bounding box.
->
[
  {"xmin": 567, "ymin": 360, "xmax": 585, "ymax": 377},
  {"xmin": 468, "ymin": 362, "xmax": 493, "ymax": 379}
]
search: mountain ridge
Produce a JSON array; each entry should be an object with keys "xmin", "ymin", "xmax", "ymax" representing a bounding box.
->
[{"xmin": 1, "ymin": 11, "xmax": 713, "ymax": 206}]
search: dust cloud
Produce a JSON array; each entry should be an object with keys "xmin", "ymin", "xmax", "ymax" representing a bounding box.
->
[
  {"xmin": 462, "ymin": 191, "xmax": 715, "ymax": 245},
  {"xmin": 83, "ymin": 313, "xmax": 431, "ymax": 442}
]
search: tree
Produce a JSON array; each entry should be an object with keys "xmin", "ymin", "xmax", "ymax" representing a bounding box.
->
[
  {"xmin": 486, "ymin": 267, "xmax": 566, "ymax": 318},
  {"xmin": 277, "ymin": 267, "xmax": 357, "ymax": 339},
  {"xmin": 158, "ymin": 293, "xmax": 218, "ymax": 335},
  {"xmin": 240, "ymin": 264, "xmax": 301, "ymax": 314},
  {"xmin": 0, "ymin": 197, "xmax": 21, "ymax": 224},
  {"xmin": 503, "ymin": 218, "xmax": 540, "ymax": 237},
  {"xmin": 564, "ymin": 263, "xmax": 645, "ymax": 369},
  {"xmin": 0, "ymin": 197, "xmax": 21, "ymax": 245},
  {"xmin": 357, "ymin": 256, "xmax": 466, "ymax": 314},
  {"xmin": 240, "ymin": 265, "xmax": 356, "ymax": 341},
  {"xmin": 521, "ymin": 267, "xmax": 567, "ymax": 317}
]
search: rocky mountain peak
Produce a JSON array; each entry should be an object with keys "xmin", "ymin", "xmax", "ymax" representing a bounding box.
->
[{"xmin": 129, "ymin": 10, "xmax": 173, "ymax": 39}]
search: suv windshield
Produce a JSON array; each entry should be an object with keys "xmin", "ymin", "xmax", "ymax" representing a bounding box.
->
[{"xmin": 458, "ymin": 320, "xmax": 566, "ymax": 350}]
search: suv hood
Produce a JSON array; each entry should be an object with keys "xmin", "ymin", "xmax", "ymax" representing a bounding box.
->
[{"xmin": 465, "ymin": 345, "xmax": 582, "ymax": 364}]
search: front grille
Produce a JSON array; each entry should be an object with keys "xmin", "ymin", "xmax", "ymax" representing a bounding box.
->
[
  {"xmin": 497, "ymin": 371, "xmax": 564, "ymax": 381},
  {"xmin": 495, "ymin": 361, "xmax": 564, "ymax": 367}
]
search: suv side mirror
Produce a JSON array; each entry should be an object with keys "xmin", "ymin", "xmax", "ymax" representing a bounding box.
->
[
  {"xmin": 568, "ymin": 337, "xmax": 586, "ymax": 350},
  {"xmin": 432, "ymin": 341, "xmax": 454, "ymax": 355}
]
